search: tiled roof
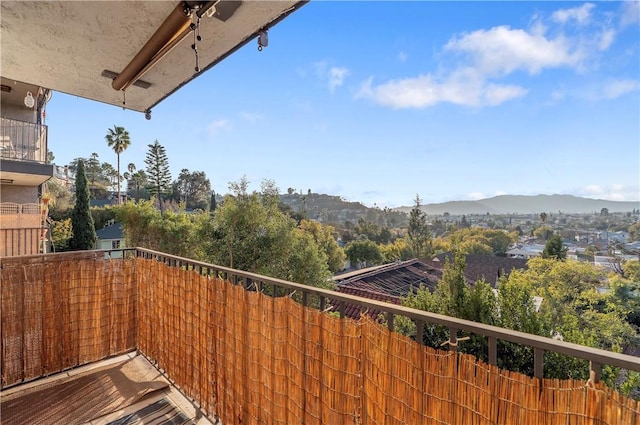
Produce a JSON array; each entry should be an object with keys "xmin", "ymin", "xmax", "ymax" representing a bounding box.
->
[
  {"xmin": 334, "ymin": 286, "xmax": 400, "ymax": 320},
  {"xmin": 334, "ymin": 259, "xmax": 442, "ymax": 319},
  {"xmin": 331, "ymin": 255, "xmax": 529, "ymax": 319},
  {"xmin": 431, "ymin": 253, "xmax": 528, "ymax": 287}
]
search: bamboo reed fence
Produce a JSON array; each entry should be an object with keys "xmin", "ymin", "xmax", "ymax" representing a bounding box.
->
[
  {"xmin": 1, "ymin": 252, "xmax": 639, "ymax": 424},
  {"xmin": 1, "ymin": 253, "xmax": 136, "ymax": 387}
]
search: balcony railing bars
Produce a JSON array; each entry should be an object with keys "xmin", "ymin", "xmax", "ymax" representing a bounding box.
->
[
  {"xmin": 0, "ymin": 117, "xmax": 48, "ymax": 163},
  {"xmin": 117, "ymin": 247, "xmax": 640, "ymax": 382}
]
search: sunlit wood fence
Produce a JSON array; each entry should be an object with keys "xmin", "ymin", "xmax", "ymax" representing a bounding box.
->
[{"xmin": 1, "ymin": 250, "xmax": 639, "ymax": 424}]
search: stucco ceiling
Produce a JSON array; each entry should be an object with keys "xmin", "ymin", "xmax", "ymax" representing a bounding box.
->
[{"xmin": 1, "ymin": 1, "xmax": 306, "ymax": 113}]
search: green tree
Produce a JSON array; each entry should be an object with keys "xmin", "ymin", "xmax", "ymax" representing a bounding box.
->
[
  {"xmin": 299, "ymin": 219, "xmax": 346, "ymax": 273},
  {"xmin": 207, "ymin": 178, "xmax": 333, "ymax": 289},
  {"xmin": 173, "ymin": 168, "xmax": 211, "ymax": 210},
  {"xmin": 436, "ymin": 249, "xmax": 467, "ymax": 317},
  {"xmin": 209, "ymin": 190, "xmax": 217, "ymax": 214},
  {"xmin": 344, "ymin": 239, "xmax": 383, "ymax": 267},
  {"xmin": 105, "ymin": 126, "xmax": 131, "ymax": 204},
  {"xmin": 539, "ymin": 212, "xmax": 548, "ymax": 223},
  {"xmin": 534, "ymin": 225, "xmax": 554, "ymax": 240},
  {"xmin": 380, "ymin": 238, "xmax": 412, "ymax": 262},
  {"xmin": 127, "ymin": 170, "xmax": 149, "ymax": 201},
  {"xmin": 68, "ymin": 160, "xmax": 96, "ymax": 250},
  {"xmin": 542, "ymin": 234, "xmax": 567, "ymax": 260},
  {"xmin": 407, "ymin": 194, "xmax": 432, "ymax": 258},
  {"xmin": 145, "ymin": 140, "xmax": 172, "ymax": 212},
  {"xmin": 51, "ymin": 218, "xmax": 73, "ymax": 251},
  {"xmin": 86, "ymin": 153, "xmax": 101, "ymax": 192},
  {"xmin": 443, "ymin": 228, "xmax": 517, "ymax": 255},
  {"xmin": 629, "ymin": 222, "xmax": 640, "ymax": 242}
]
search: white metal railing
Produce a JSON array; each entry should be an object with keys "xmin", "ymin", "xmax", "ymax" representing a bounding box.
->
[{"xmin": 0, "ymin": 117, "xmax": 48, "ymax": 163}]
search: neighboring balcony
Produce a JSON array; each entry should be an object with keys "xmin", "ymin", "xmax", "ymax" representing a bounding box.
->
[
  {"xmin": 0, "ymin": 202, "xmax": 46, "ymax": 257},
  {"xmin": 0, "ymin": 117, "xmax": 53, "ymax": 186}
]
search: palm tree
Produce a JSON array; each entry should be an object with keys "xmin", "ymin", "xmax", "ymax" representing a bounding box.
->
[{"xmin": 105, "ymin": 126, "xmax": 131, "ymax": 204}]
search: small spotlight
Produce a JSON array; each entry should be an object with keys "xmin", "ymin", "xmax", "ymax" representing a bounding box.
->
[
  {"xmin": 145, "ymin": 110, "xmax": 152, "ymax": 120},
  {"xmin": 257, "ymin": 30, "xmax": 268, "ymax": 51}
]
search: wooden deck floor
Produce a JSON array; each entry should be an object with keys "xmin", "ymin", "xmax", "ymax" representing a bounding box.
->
[{"xmin": 0, "ymin": 353, "xmax": 215, "ymax": 425}]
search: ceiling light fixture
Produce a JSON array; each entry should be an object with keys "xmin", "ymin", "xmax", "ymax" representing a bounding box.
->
[{"xmin": 111, "ymin": 1, "xmax": 222, "ymax": 92}]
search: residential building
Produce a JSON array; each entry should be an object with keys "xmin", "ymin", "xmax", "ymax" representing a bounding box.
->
[
  {"xmin": 96, "ymin": 222, "xmax": 126, "ymax": 251},
  {"xmin": 0, "ymin": 78, "xmax": 54, "ymax": 256}
]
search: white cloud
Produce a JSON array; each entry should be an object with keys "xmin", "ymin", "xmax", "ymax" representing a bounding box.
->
[
  {"xmin": 397, "ymin": 51, "xmax": 408, "ymax": 62},
  {"xmin": 551, "ymin": 3, "xmax": 596, "ymax": 25},
  {"xmin": 620, "ymin": 1, "xmax": 640, "ymax": 28},
  {"xmin": 467, "ymin": 192, "xmax": 486, "ymax": 200},
  {"xmin": 602, "ymin": 79, "xmax": 639, "ymax": 99},
  {"xmin": 328, "ymin": 67, "xmax": 350, "ymax": 92},
  {"xmin": 240, "ymin": 112, "xmax": 265, "ymax": 123},
  {"xmin": 207, "ymin": 119, "xmax": 230, "ymax": 138},
  {"xmin": 444, "ymin": 26, "xmax": 582, "ymax": 76},
  {"xmin": 598, "ymin": 29, "xmax": 616, "ymax": 50},
  {"xmin": 483, "ymin": 83, "xmax": 529, "ymax": 106},
  {"xmin": 312, "ymin": 61, "xmax": 350, "ymax": 92},
  {"xmin": 356, "ymin": 70, "xmax": 527, "ymax": 109},
  {"xmin": 357, "ymin": 4, "xmax": 630, "ymax": 110},
  {"xmin": 578, "ymin": 184, "xmax": 640, "ymax": 201}
]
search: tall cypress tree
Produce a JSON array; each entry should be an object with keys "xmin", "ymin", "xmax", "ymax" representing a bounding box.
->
[{"xmin": 69, "ymin": 160, "xmax": 96, "ymax": 250}]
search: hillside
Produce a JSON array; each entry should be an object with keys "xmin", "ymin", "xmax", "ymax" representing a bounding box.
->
[
  {"xmin": 279, "ymin": 193, "xmax": 408, "ymax": 227},
  {"xmin": 394, "ymin": 194, "xmax": 640, "ymax": 215}
]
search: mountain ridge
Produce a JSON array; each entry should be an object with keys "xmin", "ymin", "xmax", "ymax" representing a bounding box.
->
[{"xmin": 393, "ymin": 194, "xmax": 639, "ymax": 215}]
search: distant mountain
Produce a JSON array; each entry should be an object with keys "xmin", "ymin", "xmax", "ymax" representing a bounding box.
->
[{"xmin": 394, "ymin": 194, "xmax": 640, "ymax": 215}]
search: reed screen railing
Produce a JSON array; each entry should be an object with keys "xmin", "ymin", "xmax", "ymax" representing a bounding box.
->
[{"xmin": 1, "ymin": 248, "xmax": 638, "ymax": 425}]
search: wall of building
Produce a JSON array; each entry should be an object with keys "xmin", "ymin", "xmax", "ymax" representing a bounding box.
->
[
  {"xmin": 1, "ymin": 104, "xmax": 38, "ymax": 123},
  {"xmin": 0, "ymin": 185, "xmax": 39, "ymax": 203}
]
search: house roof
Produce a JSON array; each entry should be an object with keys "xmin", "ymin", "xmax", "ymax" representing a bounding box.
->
[
  {"xmin": 334, "ymin": 259, "xmax": 443, "ymax": 319},
  {"xmin": 338, "ymin": 259, "xmax": 442, "ymax": 297},
  {"xmin": 431, "ymin": 253, "xmax": 529, "ymax": 287},
  {"xmin": 1, "ymin": 1, "xmax": 307, "ymax": 113},
  {"xmin": 96, "ymin": 223, "xmax": 124, "ymax": 240}
]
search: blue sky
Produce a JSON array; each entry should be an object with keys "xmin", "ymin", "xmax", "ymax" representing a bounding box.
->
[{"xmin": 47, "ymin": 1, "xmax": 640, "ymax": 208}]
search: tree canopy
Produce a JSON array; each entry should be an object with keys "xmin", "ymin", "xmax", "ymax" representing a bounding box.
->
[
  {"xmin": 172, "ymin": 168, "xmax": 211, "ymax": 210},
  {"xmin": 542, "ymin": 233, "xmax": 567, "ymax": 260}
]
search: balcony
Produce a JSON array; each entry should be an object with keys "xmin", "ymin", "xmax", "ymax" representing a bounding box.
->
[
  {"xmin": 0, "ymin": 117, "xmax": 53, "ymax": 187},
  {"xmin": 1, "ymin": 248, "xmax": 639, "ymax": 424},
  {"xmin": 0, "ymin": 117, "xmax": 47, "ymax": 163},
  {"xmin": 0, "ymin": 202, "xmax": 45, "ymax": 257}
]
